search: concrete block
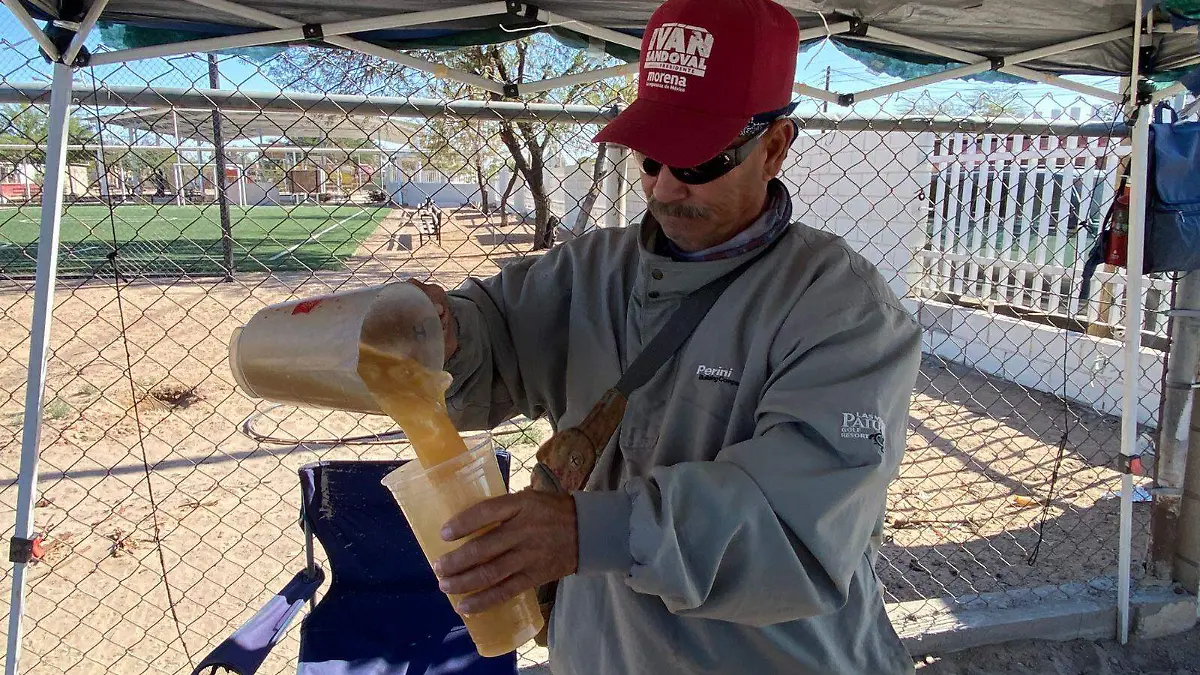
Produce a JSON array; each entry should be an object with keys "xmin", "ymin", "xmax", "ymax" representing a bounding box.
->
[
  {"xmin": 1179, "ymin": 497, "xmax": 1200, "ymax": 576},
  {"xmin": 1174, "ymin": 555, "xmax": 1200, "ymax": 594},
  {"xmin": 892, "ymin": 581, "xmax": 1196, "ymax": 657},
  {"xmin": 1133, "ymin": 593, "xmax": 1198, "ymax": 639}
]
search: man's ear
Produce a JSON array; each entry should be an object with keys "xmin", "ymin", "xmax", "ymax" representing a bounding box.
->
[{"xmin": 761, "ymin": 118, "xmax": 795, "ymax": 179}]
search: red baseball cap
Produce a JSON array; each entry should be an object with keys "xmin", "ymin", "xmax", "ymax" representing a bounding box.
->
[{"xmin": 593, "ymin": 0, "xmax": 800, "ymax": 168}]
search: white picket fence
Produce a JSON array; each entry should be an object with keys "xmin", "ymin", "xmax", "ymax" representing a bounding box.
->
[{"xmin": 915, "ymin": 132, "xmax": 1172, "ymax": 337}]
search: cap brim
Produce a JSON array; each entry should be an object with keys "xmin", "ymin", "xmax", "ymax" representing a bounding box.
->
[{"xmin": 593, "ymin": 98, "xmax": 750, "ymax": 168}]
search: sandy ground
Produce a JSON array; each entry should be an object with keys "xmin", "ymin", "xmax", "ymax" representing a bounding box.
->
[
  {"xmin": 918, "ymin": 627, "xmax": 1200, "ymax": 674},
  {"xmin": 0, "ymin": 206, "xmax": 1152, "ymax": 674}
]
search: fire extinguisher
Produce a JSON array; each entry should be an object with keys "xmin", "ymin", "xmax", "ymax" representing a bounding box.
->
[{"xmin": 1105, "ymin": 184, "xmax": 1131, "ymax": 267}]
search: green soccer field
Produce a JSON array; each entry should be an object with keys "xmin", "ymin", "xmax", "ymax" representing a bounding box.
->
[{"xmin": 0, "ymin": 204, "xmax": 391, "ymax": 276}]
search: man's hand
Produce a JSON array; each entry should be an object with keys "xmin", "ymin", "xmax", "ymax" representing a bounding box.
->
[
  {"xmin": 407, "ymin": 278, "xmax": 458, "ymax": 360},
  {"xmin": 433, "ymin": 491, "xmax": 578, "ymax": 615}
]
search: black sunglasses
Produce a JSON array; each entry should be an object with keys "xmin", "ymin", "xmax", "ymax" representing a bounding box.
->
[{"xmin": 640, "ymin": 127, "xmax": 769, "ymax": 185}]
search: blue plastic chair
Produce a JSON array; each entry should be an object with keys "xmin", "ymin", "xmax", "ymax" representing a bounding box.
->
[{"xmin": 191, "ymin": 453, "xmax": 518, "ymax": 675}]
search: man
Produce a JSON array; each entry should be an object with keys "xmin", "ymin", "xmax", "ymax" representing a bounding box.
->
[{"xmin": 414, "ymin": 0, "xmax": 921, "ymax": 672}]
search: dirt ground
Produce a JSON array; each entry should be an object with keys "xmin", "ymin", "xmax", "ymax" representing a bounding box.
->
[
  {"xmin": 0, "ymin": 206, "xmax": 1154, "ymax": 673},
  {"xmin": 918, "ymin": 628, "xmax": 1200, "ymax": 675}
]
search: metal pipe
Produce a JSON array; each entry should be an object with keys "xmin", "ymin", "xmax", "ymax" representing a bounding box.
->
[
  {"xmin": 88, "ymin": 28, "xmax": 307, "ymax": 65},
  {"xmin": 1150, "ymin": 272, "xmax": 1200, "ymax": 580},
  {"xmin": 208, "ymin": 54, "xmax": 235, "ymax": 282},
  {"xmin": 793, "ymin": 82, "xmax": 842, "ymax": 106},
  {"xmin": 854, "ymin": 61, "xmax": 993, "ymax": 102},
  {"xmin": 862, "ymin": 25, "xmax": 982, "ymax": 65},
  {"xmin": 797, "ymin": 21, "xmax": 853, "ymax": 43},
  {"xmin": 323, "ymin": 36, "xmax": 506, "ymax": 96},
  {"xmin": 0, "ymin": 83, "xmax": 1137, "ymax": 137},
  {"xmin": 1, "ymin": 0, "xmax": 61, "ymax": 62},
  {"xmin": 856, "ymin": 25, "xmax": 1125, "ymax": 103},
  {"xmin": 5, "ymin": 61, "xmax": 74, "ymax": 675},
  {"xmin": 178, "ymin": 0, "xmax": 507, "ymax": 97},
  {"xmin": 536, "ymin": 10, "xmax": 644, "ymax": 50},
  {"xmin": 90, "ymin": 3, "xmax": 512, "ymax": 66},
  {"xmin": 63, "ymin": 0, "xmax": 111, "ymax": 65},
  {"xmin": 1000, "ymin": 66, "xmax": 1125, "ymax": 102},
  {"xmin": 1118, "ymin": 0, "xmax": 1148, "ymax": 645},
  {"xmin": 182, "ymin": 0, "xmax": 295, "ymax": 27},
  {"xmin": 1119, "ymin": 102, "xmax": 1150, "ymax": 645},
  {"xmin": 1004, "ymin": 28, "xmax": 1135, "ymax": 66},
  {"xmin": 305, "ymin": 2, "xmax": 511, "ymax": 40},
  {"xmin": 0, "ymin": 83, "xmax": 617, "ymax": 123},
  {"xmin": 1159, "ymin": 53, "xmax": 1200, "ymax": 72},
  {"xmin": 519, "ymin": 63, "xmax": 637, "ymax": 95},
  {"xmin": 172, "ymin": 109, "xmax": 185, "ymax": 206}
]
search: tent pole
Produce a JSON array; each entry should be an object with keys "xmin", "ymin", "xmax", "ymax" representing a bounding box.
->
[
  {"xmin": 854, "ymin": 61, "xmax": 993, "ymax": 101},
  {"xmin": 5, "ymin": 60, "xmax": 74, "ymax": 675},
  {"xmin": 63, "ymin": 0, "xmax": 112, "ymax": 65},
  {"xmin": 853, "ymin": 26, "xmax": 1125, "ymax": 102},
  {"xmin": 323, "ymin": 36, "xmax": 507, "ymax": 96},
  {"xmin": 1119, "ymin": 100, "xmax": 1149, "ymax": 645},
  {"xmin": 91, "ymin": 1, "xmax": 513, "ymax": 66},
  {"xmin": 175, "ymin": 0, "xmax": 508, "ymax": 95},
  {"xmin": 793, "ymin": 83, "xmax": 841, "ymax": 106},
  {"xmin": 535, "ymin": 9, "xmax": 645, "ymax": 50},
  {"xmin": 1117, "ymin": 0, "xmax": 1148, "ymax": 645},
  {"xmin": 0, "ymin": 0, "xmax": 60, "ymax": 62},
  {"xmin": 1000, "ymin": 67, "xmax": 1124, "ymax": 103},
  {"xmin": 518, "ymin": 63, "xmax": 637, "ymax": 95}
]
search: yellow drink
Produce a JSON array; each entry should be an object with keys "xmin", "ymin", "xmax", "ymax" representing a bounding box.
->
[{"xmin": 365, "ymin": 342, "xmax": 544, "ymax": 656}]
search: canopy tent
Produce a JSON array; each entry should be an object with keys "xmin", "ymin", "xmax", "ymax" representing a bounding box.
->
[
  {"xmin": 2, "ymin": 1, "xmax": 1199, "ymax": 674},
  {"xmin": 8, "ymin": 0, "xmax": 1200, "ymax": 100}
]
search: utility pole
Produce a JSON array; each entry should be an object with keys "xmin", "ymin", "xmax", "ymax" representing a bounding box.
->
[{"xmin": 823, "ymin": 66, "xmax": 831, "ymax": 113}]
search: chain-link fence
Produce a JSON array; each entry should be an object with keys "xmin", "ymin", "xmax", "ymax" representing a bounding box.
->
[{"xmin": 0, "ymin": 23, "xmax": 1178, "ymax": 675}]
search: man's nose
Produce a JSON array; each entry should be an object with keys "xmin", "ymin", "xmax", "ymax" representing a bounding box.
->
[{"xmin": 651, "ymin": 167, "xmax": 690, "ymax": 203}]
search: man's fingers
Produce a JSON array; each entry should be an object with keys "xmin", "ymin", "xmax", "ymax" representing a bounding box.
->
[
  {"xmin": 456, "ymin": 573, "xmax": 535, "ymax": 616},
  {"xmin": 438, "ymin": 549, "xmax": 525, "ymax": 596},
  {"xmin": 440, "ymin": 494, "xmax": 521, "ymax": 542},
  {"xmin": 407, "ymin": 278, "xmax": 449, "ymax": 309},
  {"xmin": 433, "ymin": 526, "xmax": 517, "ymax": 578}
]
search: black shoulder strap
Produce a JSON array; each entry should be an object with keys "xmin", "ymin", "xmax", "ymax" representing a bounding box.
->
[{"xmin": 614, "ymin": 251, "xmax": 764, "ymax": 397}]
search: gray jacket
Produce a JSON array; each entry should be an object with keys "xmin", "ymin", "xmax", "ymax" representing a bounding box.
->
[{"xmin": 444, "ymin": 210, "xmax": 921, "ymax": 674}]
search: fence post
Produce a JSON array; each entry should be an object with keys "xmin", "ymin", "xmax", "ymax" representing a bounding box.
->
[
  {"xmin": 6, "ymin": 60, "xmax": 74, "ymax": 675},
  {"xmin": 209, "ymin": 54, "xmax": 234, "ymax": 281},
  {"xmin": 1153, "ymin": 272, "xmax": 1200, "ymax": 581},
  {"xmin": 1117, "ymin": 96, "xmax": 1152, "ymax": 645}
]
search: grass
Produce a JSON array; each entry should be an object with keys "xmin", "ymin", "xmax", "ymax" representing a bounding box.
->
[
  {"xmin": 0, "ymin": 204, "xmax": 390, "ymax": 276},
  {"xmin": 44, "ymin": 397, "xmax": 71, "ymax": 421}
]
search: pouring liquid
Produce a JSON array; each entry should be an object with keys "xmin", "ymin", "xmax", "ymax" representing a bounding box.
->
[
  {"xmin": 357, "ymin": 342, "xmax": 464, "ymax": 468},
  {"xmin": 359, "ymin": 342, "xmax": 543, "ymax": 656}
]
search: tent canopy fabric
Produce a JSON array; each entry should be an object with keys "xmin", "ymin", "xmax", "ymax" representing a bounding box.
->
[{"xmin": 19, "ymin": 0, "xmax": 1200, "ymax": 80}]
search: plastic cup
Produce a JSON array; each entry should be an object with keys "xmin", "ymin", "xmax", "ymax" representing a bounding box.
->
[{"xmin": 380, "ymin": 438, "xmax": 544, "ymax": 657}]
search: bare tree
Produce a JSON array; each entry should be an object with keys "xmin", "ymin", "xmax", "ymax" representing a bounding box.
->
[{"xmin": 270, "ymin": 36, "xmax": 634, "ymax": 250}]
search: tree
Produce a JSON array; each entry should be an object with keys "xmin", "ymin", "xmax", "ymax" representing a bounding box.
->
[
  {"xmin": 0, "ymin": 104, "xmax": 95, "ymax": 165},
  {"xmin": 268, "ymin": 35, "xmax": 634, "ymax": 250}
]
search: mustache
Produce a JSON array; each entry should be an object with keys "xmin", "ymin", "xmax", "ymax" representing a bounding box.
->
[{"xmin": 648, "ymin": 197, "xmax": 711, "ymax": 220}]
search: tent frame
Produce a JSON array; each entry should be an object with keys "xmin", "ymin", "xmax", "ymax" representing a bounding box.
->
[{"xmin": 2, "ymin": 0, "xmax": 1196, "ymax": 670}]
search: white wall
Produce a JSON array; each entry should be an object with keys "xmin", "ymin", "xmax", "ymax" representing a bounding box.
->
[
  {"xmin": 916, "ymin": 298, "xmax": 1162, "ymax": 426},
  {"xmin": 782, "ymin": 130, "xmax": 934, "ymax": 301},
  {"xmin": 393, "ymin": 181, "xmax": 481, "ymax": 207}
]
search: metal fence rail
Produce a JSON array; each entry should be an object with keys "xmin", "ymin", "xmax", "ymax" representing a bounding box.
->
[{"xmin": 0, "ymin": 27, "xmax": 1171, "ymax": 675}]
